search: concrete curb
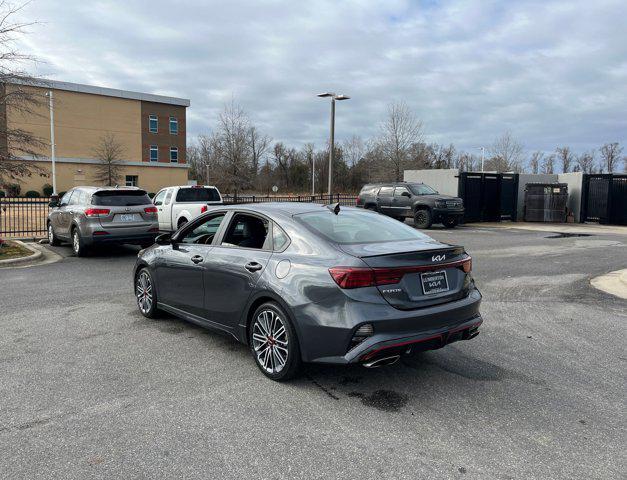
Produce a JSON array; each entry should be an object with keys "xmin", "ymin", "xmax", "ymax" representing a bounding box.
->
[
  {"xmin": 0, "ymin": 240, "xmax": 43, "ymax": 266},
  {"xmin": 464, "ymin": 222, "xmax": 627, "ymax": 236},
  {"xmin": 590, "ymin": 269, "xmax": 627, "ymax": 300}
]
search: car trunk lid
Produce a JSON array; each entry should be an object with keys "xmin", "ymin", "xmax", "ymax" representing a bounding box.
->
[{"xmin": 91, "ymin": 190, "xmax": 156, "ymax": 229}]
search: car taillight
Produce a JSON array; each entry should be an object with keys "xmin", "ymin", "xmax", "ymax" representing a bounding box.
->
[
  {"xmin": 329, "ymin": 256, "xmax": 473, "ymax": 289},
  {"xmin": 84, "ymin": 208, "xmax": 110, "ymax": 217},
  {"xmin": 461, "ymin": 257, "xmax": 472, "ymax": 273},
  {"xmin": 144, "ymin": 206, "xmax": 158, "ymax": 214},
  {"xmin": 200, "ymin": 205, "xmax": 208, "ymax": 213}
]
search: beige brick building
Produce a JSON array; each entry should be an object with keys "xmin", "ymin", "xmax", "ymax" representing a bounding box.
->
[{"xmin": 2, "ymin": 79, "xmax": 190, "ymax": 195}]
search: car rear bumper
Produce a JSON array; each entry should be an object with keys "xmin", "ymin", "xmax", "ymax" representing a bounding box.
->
[
  {"xmin": 84, "ymin": 224, "xmax": 159, "ymax": 245},
  {"xmin": 295, "ymin": 287, "xmax": 482, "ymax": 364}
]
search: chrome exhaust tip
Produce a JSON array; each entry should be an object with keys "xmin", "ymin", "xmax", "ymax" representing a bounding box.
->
[{"xmin": 362, "ymin": 355, "xmax": 401, "ymax": 368}]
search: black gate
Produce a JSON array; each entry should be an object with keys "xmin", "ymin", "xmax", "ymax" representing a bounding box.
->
[
  {"xmin": 458, "ymin": 172, "xmax": 518, "ymax": 222},
  {"xmin": 581, "ymin": 174, "xmax": 627, "ymax": 225}
]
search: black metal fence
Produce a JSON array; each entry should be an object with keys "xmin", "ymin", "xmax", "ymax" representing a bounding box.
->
[
  {"xmin": 581, "ymin": 174, "xmax": 627, "ymax": 225},
  {"xmin": 0, "ymin": 194, "xmax": 358, "ymax": 238},
  {"xmin": 0, "ymin": 197, "xmax": 51, "ymax": 238}
]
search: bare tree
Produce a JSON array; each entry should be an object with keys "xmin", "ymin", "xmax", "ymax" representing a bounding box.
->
[
  {"xmin": 377, "ymin": 102, "xmax": 423, "ymax": 181},
  {"xmin": 92, "ymin": 133, "xmax": 124, "ymax": 186},
  {"xmin": 529, "ymin": 151, "xmax": 543, "ymax": 174},
  {"xmin": 576, "ymin": 151, "xmax": 595, "ymax": 174},
  {"xmin": 555, "ymin": 146, "xmax": 574, "ymax": 173},
  {"xmin": 541, "ymin": 153, "xmax": 555, "ymax": 174},
  {"xmin": 249, "ymin": 125, "xmax": 271, "ymax": 179},
  {"xmin": 487, "ymin": 132, "xmax": 523, "ymax": 172},
  {"xmin": 0, "ymin": 2, "xmax": 48, "ymax": 186},
  {"xmin": 599, "ymin": 142, "xmax": 623, "ymax": 173}
]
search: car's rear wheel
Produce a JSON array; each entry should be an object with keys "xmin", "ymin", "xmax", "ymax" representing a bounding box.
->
[
  {"xmin": 71, "ymin": 227, "xmax": 88, "ymax": 257},
  {"xmin": 365, "ymin": 204, "xmax": 377, "ymax": 212},
  {"xmin": 414, "ymin": 208, "xmax": 432, "ymax": 229},
  {"xmin": 443, "ymin": 217, "xmax": 458, "ymax": 228},
  {"xmin": 135, "ymin": 268, "xmax": 159, "ymax": 318},
  {"xmin": 48, "ymin": 222, "xmax": 60, "ymax": 246},
  {"xmin": 249, "ymin": 302, "xmax": 301, "ymax": 381}
]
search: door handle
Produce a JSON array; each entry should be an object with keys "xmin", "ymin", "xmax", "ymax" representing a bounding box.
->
[
  {"xmin": 245, "ymin": 262, "xmax": 263, "ymax": 272},
  {"xmin": 191, "ymin": 255, "xmax": 204, "ymax": 264}
]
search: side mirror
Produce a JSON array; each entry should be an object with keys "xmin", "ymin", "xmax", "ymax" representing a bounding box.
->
[
  {"xmin": 155, "ymin": 232, "xmax": 172, "ymax": 245},
  {"xmin": 48, "ymin": 195, "xmax": 60, "ymax": 208},
  {"xmin": 401, "ymin": 191, "xmax": 411, "ymax": 198}
]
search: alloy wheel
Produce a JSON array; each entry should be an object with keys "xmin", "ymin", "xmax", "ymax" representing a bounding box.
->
[
  {"xmin": 48, "ymin": 225, "xmax": 54, "ymax": 244},
  {"xmin": 252, "ymin": 309, "xmax": 289, "ymax": 374},
  {"xmin": 136, "ymin": 271, "xmax": 153, "ymax": 314},
  {"xmin": 72, "ymin": 231, "xmax": 80, "ymax": 254}
]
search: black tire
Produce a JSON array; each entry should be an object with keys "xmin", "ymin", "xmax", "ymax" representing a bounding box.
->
[
  {"xmin": 394, "ymin": 216, "xmax": 406, "ymax": 223},
  {"xmin": 47, "ymin": 222, "xmax": 60, "ymax": 246},
  {"xmin": 365, "ymin": 204, "xmax": 377, "ymax": 212},
  {"xmin": 414, "ymin": 208, "xmax": 432, "ymax": 229},
  {"xmin": 71, "ymin": 227, "xmax": 88, "ymax": 257},
  {"xmin": 249, "ymin": 301, "xmax": 301, "ymax": 381},
  {"xmin": 442, "ymin": 217, "xmax": 458, "ymax": 229},
  {"xmin": 135, "ymin": 267, "xmax": 160, "ymax": 318}
]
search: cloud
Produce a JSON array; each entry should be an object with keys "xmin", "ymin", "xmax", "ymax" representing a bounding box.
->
[{"xmin": 13, "ymin": 0, "xmax": 627, "ymax": 155}]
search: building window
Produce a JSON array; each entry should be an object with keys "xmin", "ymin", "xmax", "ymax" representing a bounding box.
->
[
  {"xmin": 150, "ymin": 145, "xmax": 158, "ymax": 162},
  {"xmin": 125, "ymin": 175, "xmax": 138, "ymax": 187},
  {"xmin": 149, "ymin": 114, "xmax": 158, "ymax": 133},
  {"xmin": 170, "ymin": 147, "xmax": 178, "ymax": 163},
  {"xmin": 169, "ymin": 116, "xmax": 178, "ymax": 135}
]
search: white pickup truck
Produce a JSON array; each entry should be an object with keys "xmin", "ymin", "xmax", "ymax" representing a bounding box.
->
[{"xmin": 153, "ymin": 185, "xmax": 223, "ymax": 231}]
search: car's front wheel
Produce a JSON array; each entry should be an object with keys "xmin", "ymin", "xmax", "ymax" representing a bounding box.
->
[
  {"xmin": 249, "ymin": 302, "xmax": 301, "ymax": 381},
  {"xmin": 48, "ymin": 222, "xmax": 60, "ymax": 246},
  {"xmin": 71, "ymin": 227, "xmax": 88, "ymax": 257},
  {"xmin": 414, "ymin": 208, "xmax": 432, "ymax": 229},
  {"xmin": 135, "ymin": 268, "xmax": 159, "ymax": 318}
]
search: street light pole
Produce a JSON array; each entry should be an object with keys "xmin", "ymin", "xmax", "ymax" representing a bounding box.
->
[
  {"xmin": 317, "ymin": 92, "xmax": 350, "ymax": 197},
  {"xmin": 476, "ymin": 146, "xmax": 485, "ymax": 172},
  {"xmin": 47, "ymin": 90, "xmax": 57, "ymax": 194}
]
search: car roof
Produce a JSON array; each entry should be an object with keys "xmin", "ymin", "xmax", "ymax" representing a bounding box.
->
[
  {"xmin": 363, "ymin": 182, "xmax": 425, "ymax": 187},
  {"xmin": 73, "ymin": 186, "xmax": 145, "ymax": 193},
  {"xmin": 219, "ymin": 202, "xmax": 361, "ymax": 217}
]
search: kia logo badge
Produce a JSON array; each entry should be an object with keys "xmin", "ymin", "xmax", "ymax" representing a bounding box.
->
[{"xmin": 432, "ymin": 254, "xmax": 445, "ymax": 262}]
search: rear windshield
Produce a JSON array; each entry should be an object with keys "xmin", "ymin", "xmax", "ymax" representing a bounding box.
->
[
  {"xmin": 175, "ymin": 188, "xmax": 220, "ymax": 202},
  {"xmin": 295, "ymin": 209, "xmax": 429, "ymax": 244},
  {"xmin": 92, "ymin": 190, "xmax": 151, "ymax": 206},
  {"xmin": 409, "ymin": 184, "xmax": 437, "ymax": 195}
]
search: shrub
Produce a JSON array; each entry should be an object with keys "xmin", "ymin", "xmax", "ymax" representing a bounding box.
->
[
  {"xmin": 148, "ymin": 192, "xmax": 156, "ymax": 198},
  {"xmin": 25, "ymin": 190, "xmax": 40, "ymax": 198},
  {"xmin": 5, "ymin": 184, "xmax": 20, "ymax": 196},
  {"xmin": 0, "ymin": 190, "xmax": 5, "ymax": 198},
  {"xmin": 57, "ymin": 191, "xmax": 67, "ymax": 198},
  {"xmin": 42, "ymin": 184, "xmax": 53, "ymax": 197}
]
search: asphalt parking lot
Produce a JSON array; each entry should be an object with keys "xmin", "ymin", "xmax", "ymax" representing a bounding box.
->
[{"xmin": 1, "ymin": 225, "xmax": 625, "ymax": 479}]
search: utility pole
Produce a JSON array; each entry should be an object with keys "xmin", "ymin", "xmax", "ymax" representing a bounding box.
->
[
  {"xmin": 317, "ymin": 92, "xmax": 350, "ymax": 196},
  {"xmin": 47, "ymin": 90, "xmax": 57, "ymax": 194}
]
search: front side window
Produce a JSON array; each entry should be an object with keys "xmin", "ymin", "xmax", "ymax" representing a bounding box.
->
[
  {"xmin": 181, "ymin": 213, "xmax": 226, "ymax": 245},
  {"xmin": 60, "ymin": 190, "xmax": 74, "ymax": 207},
  {"xmin": 222, "ymin": 214, "xmax": 269, "ymax": 250},
  {"xmin": 153, "ymin": 190, "xmax": 166, "ymax": 206},
  {"xmin": 170, "ymin": 147, "xmax": 178, "ymax": 163},
  {"xmin": 296, "ymin": 210, "xmax": 430, "ymax": 244},
  {"xmin": 169, "ymin": 117, "xmax": 178, "ymax": 135},
  {"xmin": 149, "ymin": 115, "xmax": 158, "ymax": 133},
  {"xmin": 394, "ymin": 186, "xmax": 410, "ymax": 197},
  {"xmin": 150, "ymin": 145, "xmax": 158, "ymax": 162},
  {"xmin": 125, "ymin": 175, "xmax": 138, "ymax": 187},
  {"xmin": 69, "ymin": 189, "xmax": 82, "ymax": 206}
]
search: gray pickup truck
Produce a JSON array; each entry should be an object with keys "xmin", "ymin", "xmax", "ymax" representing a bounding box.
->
[{"xmin": 356, "ymin": 182, "xmax": 465, "ymax": 229}]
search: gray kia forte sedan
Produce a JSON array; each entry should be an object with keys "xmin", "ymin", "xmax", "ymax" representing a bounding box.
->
[{"xmin": 133, "ymin": 203, "xmax": 482, "ymax": 381}]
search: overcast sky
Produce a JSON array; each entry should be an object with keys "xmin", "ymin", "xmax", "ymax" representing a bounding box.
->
[{"xmin": 14, "ymin": 0, "xmax": 627, "ymax": 156}]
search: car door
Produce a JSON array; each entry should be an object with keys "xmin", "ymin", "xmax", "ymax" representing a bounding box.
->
[
  {"xmin": 56, "ymin": 190, "xmax": 75, "ymax": 238},
  {"xmin": 162, "ymin": 188, "xmax": 174, "ymax": 230},
  {"xmin": 392, "ymin": 186, "xmax": 412, "ymax": 217},
  {"xmin": 376, "ymin": 186, "xmax": 394, "ymax": 215},
  {"xmin": 153, "ymin": 189, "xmax": 167, "ymax": 230},
  {"xmin": 202, "ymin": 212, "xmax": 273, "ymax": 328},
  {"xmin": 156, "ymin": 211, "xmax": 228, "ymax": 318}
]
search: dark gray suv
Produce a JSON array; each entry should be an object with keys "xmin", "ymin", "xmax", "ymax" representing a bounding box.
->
[
  {"xmin": 47, "ymin": 186, "xmax": 159, "ymax": 256},
  {"xmin": 356, "ymin": 182, "xmax": 465, "ymax": 229}
]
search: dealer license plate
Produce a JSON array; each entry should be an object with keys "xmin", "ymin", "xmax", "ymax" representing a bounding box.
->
[{"xmin": 421, "ymin": 270, "xmax": 449, "ymax": 294}]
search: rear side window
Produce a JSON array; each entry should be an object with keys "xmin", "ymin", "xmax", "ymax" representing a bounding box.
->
[
  {"xmin": 296, "ymin": 210, "xmax": 429, "ymax": 244},
  {"xmin": 359, "ymin": 185, "xmax": 379, "ymax": 196},
  {"xmin": 378, "ymin": 186, "xmax": 394, "ymax": 196},
  {"xmin": 272, "ymin": 223, "xmax": 289, "ymax": 251},
  {"xmin": 92, "ymin": 190, "xmax": 151, "ymax": 206},
  {"xmin": 175, "ymin": 187, "xmax": 220, "ymax": 202}
]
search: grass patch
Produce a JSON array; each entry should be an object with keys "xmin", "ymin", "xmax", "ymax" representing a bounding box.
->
[{"xmin": 0, "ymin": 241, "xmax": 33, "ymax": 260}]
